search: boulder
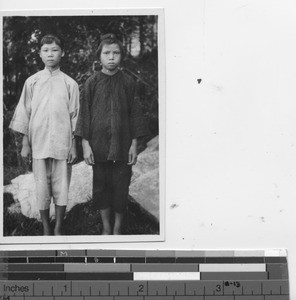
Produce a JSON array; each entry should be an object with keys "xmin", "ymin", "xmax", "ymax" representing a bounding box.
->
[
  {"xmin": 4, "ymin": 136, "xmax": 159, "ymax": 221},
  {"xmin": 5, "ymin": 163, "xmax": 93, "ymax": 220},
  {"xmin": 130, "ymin": 136, "xmax": 159, "ymax": 220}
]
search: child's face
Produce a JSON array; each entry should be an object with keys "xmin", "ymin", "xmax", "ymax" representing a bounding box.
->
[
  {"xmin": 100, "ymin": 43, "xmax": 121, "ymax": 73},
  {"xmin": 40, "ymin": 42, "xmax": 64, "ymax": 71}
]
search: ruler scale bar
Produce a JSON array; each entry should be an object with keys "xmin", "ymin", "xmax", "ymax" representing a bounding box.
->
[
  {"xmin": 0, "ymin": 280, "xmax": 289, "ymax": 295},
  {"xmin": 0, "ymin": 250, "xmax": 289, "ymax": 299}
]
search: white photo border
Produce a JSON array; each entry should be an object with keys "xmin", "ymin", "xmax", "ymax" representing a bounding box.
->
[{"xmin": 0, "ymin": 8, "xmax": 165, "ymax": 245}]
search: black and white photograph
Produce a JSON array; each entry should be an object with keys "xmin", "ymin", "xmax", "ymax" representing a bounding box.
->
[
  {"xmin": 1, "ymin": 9, "xmax": 165, "ymax": 243},
  {"xmin": 3, "ymin": 0, "xmax": 296, "ymax": 296}
]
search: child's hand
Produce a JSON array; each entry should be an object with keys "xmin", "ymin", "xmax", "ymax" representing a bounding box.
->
[
  {"xmin": 21, "ymin": 135, "xmax": 32, "ymax": 162},
  {"xmin": 67, "ymin": 141, "xmax": 78, "ymax": 164},
  {"xmin": 82, "ymin": 139, "xmax": 95, "ymax": 165},
  {"xmin": 21, "ymin": 144, "xmax": 32, "ymax": 161},
  {"xmin": 128, "ymin": 139, "xmax": 138, "ymax": 165}
]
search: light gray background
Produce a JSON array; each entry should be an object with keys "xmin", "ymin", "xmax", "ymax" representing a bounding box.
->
[{"xmin": 1, "ymin": 0, "xmax": 296, "ymax": 298}]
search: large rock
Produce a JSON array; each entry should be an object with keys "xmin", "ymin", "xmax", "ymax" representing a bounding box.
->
[
  {"xmin": 4, "ymin": 136, "xmax": 159, "ymax": 221},
  {"xmin": 5, "ymin": 162, "xmax": 93, "ymax": 220},
  {"xmin": 129, "ymin": 136, "xmax": 159, "ymax": 220}
]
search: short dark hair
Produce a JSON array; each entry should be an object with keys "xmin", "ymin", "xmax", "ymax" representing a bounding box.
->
[
  {"xmin": 96, "ymin": 33, "xmax": 125, "ymax": 59},
  {"xmin": 40, "ymin": 34, "xmax": 64, "ymax": 50}
]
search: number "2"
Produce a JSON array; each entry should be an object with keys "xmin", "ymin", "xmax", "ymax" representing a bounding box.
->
[{"xmin": 138, "ymin": 284, "xmax": 144, "ymax": 293}]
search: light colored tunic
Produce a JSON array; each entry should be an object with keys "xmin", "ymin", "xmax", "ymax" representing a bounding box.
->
[{"xmin": 9, "ymin": 68, "xmax": 79, "ymax": 159}]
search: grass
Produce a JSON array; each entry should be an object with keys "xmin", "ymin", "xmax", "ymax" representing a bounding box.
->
[{"xmin": 3, "ymin": 193, "xmax": 159, "ymax": 236}]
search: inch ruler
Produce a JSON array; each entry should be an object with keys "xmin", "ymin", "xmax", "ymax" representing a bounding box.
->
[{"xmin": 0, "ymin": 249, "xmax": 290, "ymax": 299}]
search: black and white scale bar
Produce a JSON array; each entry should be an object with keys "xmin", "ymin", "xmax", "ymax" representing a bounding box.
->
[{"xmin": 0, "ymin": 250, "xmax": 289, "ymax": 299}]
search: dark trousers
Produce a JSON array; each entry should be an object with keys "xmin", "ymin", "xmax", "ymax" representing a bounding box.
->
[{"xmin": 92, "ymin": 161, "xmax": 132, "ymax": 213}]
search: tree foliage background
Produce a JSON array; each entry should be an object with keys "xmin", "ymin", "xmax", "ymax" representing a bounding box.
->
[{"xmin": 3, "ymin": 15, "xmax": 159, "ymax": 184}]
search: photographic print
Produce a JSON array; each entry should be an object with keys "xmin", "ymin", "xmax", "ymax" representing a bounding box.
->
[{"xmin": 1, "ymin": 9, "xmax": 165, "ymax": 243}]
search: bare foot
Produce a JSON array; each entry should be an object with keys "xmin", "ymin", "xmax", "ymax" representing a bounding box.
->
[
  {"xmin": 43, "ymin": 226, "xmax": 51, "ymax": 236},
  {"xmin": 113, "ymin": 212, "xmax": 123, "ymax": 235},
  {"xmin": 113, "ymin": 227, "xmax": 122, "ymax": 235},
  {"xmin": 54, "ymin": 227, "xmax": 62, "ymax": 236},
  {"xmin": 102, "ymin": 227, "xmax": 112, "ymax": 235}
]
